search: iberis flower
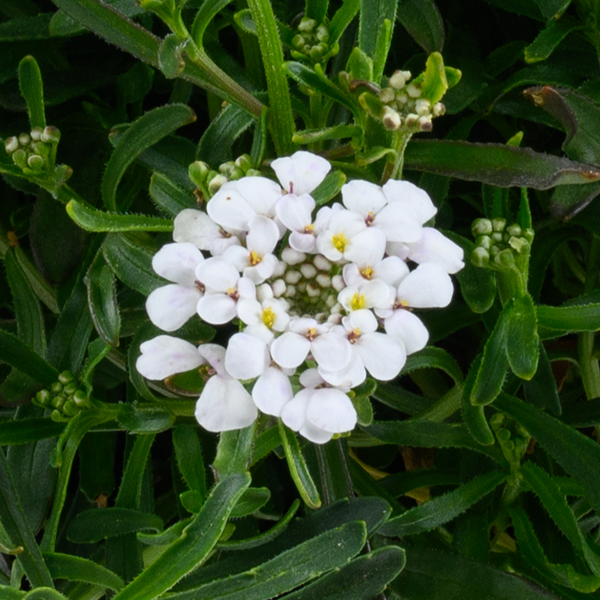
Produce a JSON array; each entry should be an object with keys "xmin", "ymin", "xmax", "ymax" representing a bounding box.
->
[{"xmin": 136, "ymin": 151, "xmax": 464, "ymax": 443}]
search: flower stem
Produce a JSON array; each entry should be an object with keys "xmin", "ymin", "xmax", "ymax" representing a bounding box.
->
[{"xmin": 381, "ymin": 132, "xmax": 410, "ymax": 183}]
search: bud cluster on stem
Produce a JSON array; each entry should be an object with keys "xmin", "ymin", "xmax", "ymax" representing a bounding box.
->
[{"xmin": 34, "ymin": 371, "xmax": 92, "ymax": 422}]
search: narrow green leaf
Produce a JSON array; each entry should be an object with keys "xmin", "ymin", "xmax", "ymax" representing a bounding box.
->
[
  {"xmin": 282, "ymin": 546, "xmax": 406, "ymax": 600},
  {"xmin": 379, "ymin": 467, "xmax": 461, "ymax": 497},
  {"xmin": 79, "ymin": 431, "xmax": 116, "ymax": 502},
  {"xmin": 534, "ymin": 0, "xmax": 571, "ymax": 20},
  {"xmin": 402, "ymin": 346, "xmax": 464, "ymax": 386},
  {"xmin": 496, "ymin": 394, "xmax": 600, "ymax": 517},
  {"xmin": 0, "ymin": 419, "xmax": 64, "ymax": 445},
  {"xmin": 0, "ymin": 586, "xmax": 24, "ymax": 599},
  {"xmin": 18, "ymin": 55, "xmax": 45, "ymax": 129},
  {"xmin": 306, "ymin": 0, "xmax": 328, "ymax": 22},
  {"xmin": 561, "ymin": 398, "xmax": 600, "ymax": 427},
  {"xmin": 0, "ymin": 329, "xmax": 58, "ymax": 385},
  {"xmin": 190, "ymin": 0, "xmax": 236, "ymax": 44},
  {"xmin": 102, "ymin": 104, "xmax": 196, "ymax": 211},
  {"xmin": 67, "ymin": 508, "xmax": 163, "ymax": 544},
  {"xmin": 173, "ymin": 425, "xmax": 206, "ymax": 498},
  {"xmin": 506, "ymin": 294, "xmax": 539, "ymax": 380},
  {"xmin": 250, "ymin": 107, "xmax": 268, "ymax": 169},
  {"xmin": 0, "ymin": 447, "xmax": 54, "ymax": 588},
  {"xmin": 397, "ymin": 0, "xmax": 444, "ymax": 53},
  {"xmin": 278, "ymin": 421, "xmax": 321, "ymax": 509},
  {"xmin": 250, "ymin": 425, "xmax": 281, "ymax": 466},
  {"xmin": 44, "ymin": 552, "xmax": 124, "ymax": 591},
  {"xmin": 329, "ymin": 0, "xmax": 360, "ymax": 45},
  {"xmin": 23, "ymin": 589, "xmax": 68, "ymax": 600},
  {"xmin": 359, "ymin": 0, "xmax": 397, "ymax": 83},
  {"xmin": 292, "ymin": 125, "xmax": 363, "ymax": 147},
  {"xmin": 0, "ymin": 14, "xmax": 54, "ymax": 40},
  {"xmin": 462, "ymin": 356, "xmax": 495, "ymax": 446},
  {"xmin": 404, "ymin": 139, "xmax": 600, "ymax": 189},
  {"xmin": 149, "ymin": 172, "xmax": 196, "ymax": 216},
  {"xmin": 524, "ymin": 17, "xmax": 582, "ymax": 64},
  {"xmin": 230, "ymin": 487, "xmax": 270, "ymax": 518},
  {"xmin": 380, "ymin": 471, "xmax": 506, "ymax": 536},
  {"xmin": 102, "ymin": 232, "xmax": 163, "ymax": 296},
  {"xmin": 165, "ymin": 521, "xmax": 367, "ymax": 600},
  {"xmin": 523, "ymin": 344, "xmax": 561, "ymax": 415},
  {"xmin": 85, "ymin": 251, "xmax": 121, "ymax": 346},
  {"xmin": 471, "ymin": 303, "xmax": 510, "ymax": 405},
  {"xmin": 112, "ymin": 473, "xmax": 250, "ymax": 600},
  {"xmin": 213, "ymin": 424, "xmax": 256, "ymax": 478},
  {"xmin": 537, "ymin": 303, "xmax": 600, "ymax": 332},
  {"xmin": 311, "ymin": 170, "xmax": 347, "ymax": 205},
  {"xmin": 117, "ymin": 404, "xmax": 175, "ymax": 434},
  {"xmin": 197, "ymin": 103, "xmax": 254, "ymax": 165}
]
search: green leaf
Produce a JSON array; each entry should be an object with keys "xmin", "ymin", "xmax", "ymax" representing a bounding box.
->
[
  {"xmin": 524, "ymin": 16, "xmax": 582, "ymax": 64},
  {"xmin": 230, "ymin": 487, "xmax": 270, "ymax": 518},
  {"xmin": 0, "ymin": 329, "xmax": 58, "ymax": 385},
  {"xmin": 173, "ymin": 425, "xmax": 206, "ymax": 499},
  {"xmin": 402, "ymin": 346, "xmax": 464, "ymax": 386},
  {"xmin": 462, "ymin": 356, "xmax": 495, "ymax": 446},
  {"xmin": 102, "ymin": 104, "xmax": 196, "ymax": 211},
  {"xmin": 0, "ymin": 14, "xmax": 55, "ymax": 40},
  {"xmin": 510, "ymin": 506, "xmax": 600, "ymax": 593},
  {"xmin": 112, "ymin": 473, "xmax": 250, "ymax": 600},
  {"xmin": 197, "ymin": 103, "xmax": 254, "ymax": 165},
  {"xmin": 0, "ymin": 447, "xmax": 54, "ymax": 588},
  {"xmin": 278, "ymin": 421, "xmax": 321, "ymax": 509},
  {"xmin": 536, "ymin": 303, "xmax": 600, "ymax": 332},
  {"xmin": 329, "ymin": 0, "xmax": 360, "ymax": 45},
  {"xmin": 79, "ymin": 431, "xmax": 116, "ymax": 502},
  {"xmin": 0, "ymin": 418, "xmax": 64, "ymax": 445},
  {"xmin": 470, "ymin": 303, "xmax": 510, "ymax": 406},
  {"xmin": 495, "ymin": 393, "xmax": 600, "ymax": 517},
  {"xmin": 392, "ymin": 546, "xmax": 564, "ymax": 600},
  {"xmin": 523, "ymin": 344, "xmax": 561, "ymax": 415},
  {"xmin": 311, "ymin": 170, "xmax": 347, "ymax": 205},
  {"xmin": 158, "ymin": 34, "xmax": 185, "ymax": 79},
  {"xmin": 292, "ymin": 125, "xmax": 363, "ymax": 147},
  {"xmin": 379, "ymin": 468, "xmax": 461, "ymax": 497},
  {"xmin": 165, "ymin": 521, "xmax": 367, "ymax": 600},
  {"xmin": 359, "ymin": 0, "xmax": 397, "ymax": 83},
  {"xmin": 403, "ymin": 140, "xmax": 600, "ymax": 189},
  {"xmin": 534, "ymin": 0, "xmax": 571, "ymax": 20},
  {"xmin": 250, "ymin": 425, "xmax": 281, "ymax": 466},
  {"xmin": 213, "ymin": 424, "xmax": 256, "ymax": 478},
  {"xmin": 67, "ymin": 508, "xmax": 164, "ymax": 543},
  {"xmin": 561, "ymin": 398, "xmax": 600, "ymax": 427},
  {"xmin": 117, "ymin": 404, "xmax": 175, "ymax": 434},
  {"xmin": 505, "ymin": 294, "xmax": 539, "ymax": 380},
  {"xmin": 23, "ymin": 589, "xmax": 68, "ymax": 600},
  {"xmin": 397, "ymin": 0, "xmax": 444, "ymax": 54},
  {"xmin": 421, "ymin": 52, "xmax": 451, "ymax": 105},
  {"xmin": 250, "ymin": 107, "xmax": 268, "ymax": 169},
  {"xmin": 85, "ymin": 251, "xmax": 121, "ymax": 346},
  {"xmin": 102, "ymin": 232, "xmax": 163, "ymax": 296},
  {"xmin": 272, "ymin": 546, "xmax": 406, "ymax": 600},
  {"xmin": 149, "ymin": 172, "xmax": 196, "ymax": 216},
  {"xmin": 0, "ymin": 586, "xmax": 24, "ymax": 599},
  {"xmin": 18, "ymin": 55, "xmax": 46, "ymax": 129},
  {"xmin": 44, "ymin": 552, "xmax": 124, "ymax": 591}
]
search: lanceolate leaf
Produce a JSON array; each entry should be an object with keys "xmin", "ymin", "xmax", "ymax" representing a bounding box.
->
[
  {"xmin": 149, "ymin": 173, "xmax": 196, "ymax": 216},
  {"xmin": 18, "ymin": 55, "xmax": 46, "ymax": 129},
  {"xmin": 102, "ymin": 104, "xmax": 196, "ymax": 211},
  {"xmin": 402, "ymin": 346, "xmax": 464, "ymax": 386},
  {"xmin": 359, "ymin": 0, "xmax": 397, "ymax": 83},
  {"xmin": 397, "ymin": 0, "xmax": 444, "ymax": 54},
  {"xmin": 403, "ymin": 140, "xmax": 600, "ymax": 188},
  {"xmin": 505, "ymin": 293, "xmax": 539, "ymax": 380},
  {"xmin": 43, "ymin": 552, "xmax": 124, "ymax": 591},
  {"xmin": 536, "ymin": 303, "xmax": 600, "ymax": 332},
  {"xmin": 0, "ymin": 329, "xmax": 58, "ymax": 385},
  {"xmin": 0, "ymin": 419, "xmax": 64, "ymax": 445},
  {"xmin": 380, "ymin": 471, "xmax": 506, "ymax": 537},
  {"xmin": 213, "ymin": 424, "xmax": 256, "ymax": 478}
]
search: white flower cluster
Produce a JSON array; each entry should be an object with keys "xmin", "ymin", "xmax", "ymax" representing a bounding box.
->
[{"xmin": 136, "ymin": 152, "xmax": 464, "ymax": 444}]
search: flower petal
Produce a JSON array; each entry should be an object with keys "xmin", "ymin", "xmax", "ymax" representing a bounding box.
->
[
  {"xmin": 173, "ymin": 209, "xmax": 220, "ymax": 250},
  {"xmin": 276, "ymin": 194, "xmax": 315, "ymax": 232},
  {"xmin": 197, "ymin": 293, "xmax": 237, "ymax": 325},
  {"xmin": 195, "ymin": 376, "xmax": 257, "ymax": 431},
  {"xmin": 196, "ymin": 257, "xmax": 240, "ymax": 291},
  {"xmin": 382, "ymin": 179, "xmax": 437, "ymax": 224},
  {"xmin": 252, "ymin": 366, "xmax": 293, "ymax": 416},
  {"xmin": 146, "ymin": 284, "xmax": 202, "ymax": 331},
  {"xmin": 384, "ymin": 310, "xmax": 429, "ymax": 355},
  {"xmin": 356, "ymin": 332, "xmax": 406, "ymax": 380},
  {"xmin": 311, "ymin": 332, "xmax": 352, "ymax": 372},
  {"xmin": 396, "ymin": 263, "xmax": 454, "ymax": 308},
  {"xmin": 207, "ymin": 186, "xmax": 256, "ymax": 231},
  {"xmin": 137, "ymin": 335, "xmax": 203, "ymax": 380},
  {"xmin": 271, "ymin": 331, "xmax": 311, "ymax": 368},
  {"xmin": 306, "ymin": 388, "xmax": 357, "ymax": 433},
  {"xmin": 225, "ymin": 332, "xmax": 269, "ymax": 380},
  {"xmin": 405, "ymin": 228, "xmax": 465, "ymax": 274},
  {"xmin": 341, "ymin": 180, "xmax": 387, "ymax": 217},
  {"xmin": 152, "ymin": 242, "xmax": 203, "ymax": 286},
  {"xmin": 271, "ymin": 151, "xmax": 331, "ymax": 195}
]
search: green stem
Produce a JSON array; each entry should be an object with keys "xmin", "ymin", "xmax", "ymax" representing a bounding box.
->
[
  {"xmin": 246, "ymin": 0, "xmax": 296, "ymax": 154},
  {"xmin": 381, "ymin": 133, "xmax": 410, "ymax": 183}
]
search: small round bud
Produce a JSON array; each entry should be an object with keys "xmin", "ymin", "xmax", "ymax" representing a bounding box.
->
[
  {"xmin": 235, "ymin": 154, "xmax": 254, "ymax": 172},
  {"xmin": 208, "ymin": 173, "xmax": 228, "ymax": 194},
  {"xmin": 298, "ymin": 17, "xmax": 316, "ymax": 32},
  {"xmin": 492, "ymin": 218, "xmax": 506, "ymax": 232},
  {"xmin": 492, "ymin": 232, "xmax": 503, "ymax": 243},
  {"xmin": 418, "ymin": 116, "xmax": 432, "ymax": 131},
  {"xmin": 496, "ymin": 428, "xmax": 511, "ymax": 442},
  {"xmin": 395, "ymin": 92, "xmax": 408, "ymax": 104},
  {"xmin": 332, "ymin": 275, "xmax": 345, "ymax": 291},
  {"xmin": 63, "ymin": 382, "xmax": 78, "ymax": 396},
  {"xmin": 50, "ymin": 410, "xmax": 63, "ymax": 422},
  {"xmin": 272, "ymin": 279, "xmax": 287, "ymax": 297},
  {"xmin": 58, "ymin": 371, "xmax": 75, "ymax": 385},
  {"xmin": 523, "ymin": 228, "xmax": 535, "ymax": 242},
  {"xmin": 19, "ymin": 133, "xmax": 31, "ymax": 146},
  {"xmin": 404, "ymin": 114, "xmax": 419, "ymax": 128},
  {"xmin": 472, "ymin": 218, "xmax": 493, "ymax": 236},
  {"xmin": 415, "ymin": 99, "xmax": 431, "ymax": 116},
  {"xmin": 310, "ymin": 44, "xmax": 326, "ymax": 61},
  {"xmin": 27, "ymin": 154, "xmax": 44, "ymax": 171},
  {"xmin": 316, "ymin": 24, "xmax": 329, "ymax": 42},
  {"xmin": 382, "ymin": 106, "xmax": 401, "ymax": 130},
  {"xmin": 476, "ymin": 235, "xmax": 492, "ymax": 250},
  {"xmin": 379, "ymin": 87, "xmax": 395, "ymax": 104},
  {"xmin": 506, "ymin": 224, "xmax": 522, "ymax": 237},
  {"xmin": 285, "ymin": 270, "xmax": 302, "ymax": 284},
  {"xmin": 406, "ymin": 83, "xmax": 422, "ymax": 98},
  {"xmin": 41, "ymin": 126, "xmax": 60, "ymax": 143},
  {"xmin": 282, "ymin": 247, "xmax": 306, "ymax": 265},
  {"xmin": 245, "ymin": 168, "xmax": 261, "ymax": 177},
  {"xmin": 188, "ymin": 161, "xmax": 210, "ymax": 188},
  {"xmin": 73, "ymin": 390, "xmax": 89, "ymax": 407},
  {"xmin": 36, "ymin": 389, "xmax": 52, "ymax": 405},
  {"xmin": 292, "ymin": 34, "xmax": 305, "ymax": 49},
  {"xmin": 12, "ymin": 149, "xmax": 28, "ymax": 169},
  {"xmin": 218, "ymin": 160, "xmax": 236, "ymax": 176},
  {"xmin": 509, "ymin": 237, "xmax": 529, "ymax": 254},
  {"xmin": 432, "ymin": 102, "xmax": 445, "ymax": 117},
  {"xmin": 389, "ymin": 70, "xmax": 408, "ymax": 90},
  {"xmin": 471, "ymin": 247, "xmax": 490, "ymax": 267},
  {"xmin": 496, "ymin": 249, "xmax": 516, "ymax": 267},
  {"xmin": 316, "ymin": 273, "xmax": 331, "ymax": 288},
  {"xmin": 4, "ymin": 136, "xmax": 19, "ymax": 154},
  {"xmin": 51, "ymin": 381, "xmax": 63, "ymax": 394},
  {"xmin": 300, "ymin": 263, "xmax": 317, "ymax": 279},
  {"xmin": 228, "ymin": 167, "xmax": 244, "ymax": 180},
  {"xmin": 62, "ymin": 400, "xmax": 79, "ymax": 417},
  {"xmin": 52, "ymin": 395, "xmax": 66, "ymax": 409},
  {"xmin": 306, "ymin": 283, "xmax": 320, "ymax": 297},
  {"xmin": 313, "ymin": 254, "xmax": 331, "ymax": 271},
  {"xmin": 30, "ymin": 127, "xmax": 43, "ymax": 141}
]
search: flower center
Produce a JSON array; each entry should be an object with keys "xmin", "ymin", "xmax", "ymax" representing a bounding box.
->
[
  {"xmin": 332, "ymin": 232, "xmax": 347, "ymax": 252},
  {"xmin": 195, "ymin": 280, "xmax": 205, "ymax": 292},
  {"xmin": 365, "ymin": 212, "xmax": 375, "ymax": 226},
  {"xmin": 249, "ymin": 250, "xmax": 262, "ymax": 265},
  {"xmin": 227, "ymin": 288, "xmax": 239, "ymax": 300},
  {"xmin": 306, "ymin": 327, "xmax": 318, "ymax": 341},
  {"xmin": 348, "ymin": 328, "xmax": 361, "ymax": 344},
  {"xmin": 262, "ymin": 307, "xmax": 276, "ymax": 329},
  {"xmin": 360, "ymin": 266, "xmax": 375, "ymax": 279},
  {"xmin": 393, "ymin": 299, "xmax": 410, "ymax": 310},
  {"xmin": 350, "ymin": 292, "xmax": 366, "ymax": 311},
  {"xmin": 304, "ymin": 223, "xmax": 315, "ymax": 234}
]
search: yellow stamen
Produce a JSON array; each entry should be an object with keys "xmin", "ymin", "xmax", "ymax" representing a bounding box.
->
[
  {"xmin": 304, "ymin": 223, "xmax": 315, "ymax": 233},
  {"xmin": 332, "ymin": 232, "xmax": 347, "ymax": 252},
  {"xmin": 348, "ymin": 328, "xmax": 361, "ymax": 344},
  {"xmin": 262, "ymin": 307, "xmax": 276, "ymax": 329},
  {"xmin": 249, "ymin": 250, "xmax": 262, "ymax": 265},
  {"xmin": 360, "ymin": 266, "xmax": 375, "ymax": 279},
  {"xmin": 226, "ymin": 287, "xmax": 239, "ymax": 300},
  {"xmin": 350, "ymin": 293, "xmax": 366, "ymax": 311},
  {"xmin": 365, "ymin": 212, "xmax": 375, "ymax": 226},
  {"xmin": 306, "ymin": 327, "xmax": 317, "ymax": 341},
  {"xmin": 394, "ymin": 299, "xmax": 410, "ymax": 310}
]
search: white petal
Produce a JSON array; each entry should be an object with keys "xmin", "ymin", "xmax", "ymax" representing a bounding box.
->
[
  {"xmin": 230, "ymin": 176, "xmax": 282, "ymax": 216},
  {"xmin": 344, "ymin": 309, "xmax": 378, "ymax": 334},
  {"xmin": 299, "ymin": 368, "xmax": 325, "ymax": 389},
  {"xmin": 146, "ymin": 285, "xmax": 202, "ymax": 331},
  {"xmin": 247, "ymin": 215, "xmax": 280, "ymax": 256},
  {"xmin": 237, "ymin": 297, "xmax": 262, "ymax": 325},
  {"xmin": 374, "ymin": 256, "xmax": 410, "ymax": 287},
  {"xmin": 173, "ymin": 209, "xmax": 220, "ymax": 250},
  {"xmin": 252, "ymin": 367, "xmax": 293, "ymax": 416},
  {"xmin": 396, "ymin": 263, "xmax": 454, "ymax": 308},
  {"xmin": 245, "ymin": 253, "xmax": 278, "ymax": 283},
  {"xmin": 341, "ymin": 180, "xmax": 387, "ymax": 217},
  {"xmin": 197, "ymin": 293, "xmax": 237, "ymax": 324},
  {"xmin": 382, "ymin": 180, "xmax": 437, "ymax": 224},
  {"xmin": 306, "ymin": 388, "xmax": 357, "ymax": 433},
  {"xmin": 384, "ymin": 310, "xmax": 429, "ymax": 355},
  {"xmin": 356, "ymin": 332, "xmax": 406, "ymax": 380},
  {"xmin": 207, "ymin": 187, "xmax": 256, "ymax": 231},
  {"xmin": 299, "ymin": 421, "xmax": 333, "ymax": 444},
  {"xmin": 137, "ymin": 335, "xmax": 203, "ymax": 380},
  {"xmin": 405, "ymin": 228, "xmax": 465, "ymax": 274},
  {"xmin": 319, "ymin": 352, "xmax": 366, "ymax": 388},
  {"xmin": 271, "ymin": 332, "xmax": 311, "ymax": 368},
  {"xmin": 271, "ymin": 151, "xmax": 331, "ymax": 195},
  {"xmin": 195, "ymin": 376, "xmax": 257, "ymax": 431},
  {"xmin": 311, "ymin": 332, "xmax": 352, "ymax": 372},
  {"xmin": 221, "ymin": 245, "xmax": 251, "ymax": 272},
  {"xmin": 372, "ymin": 202, "xmax": 422, "ymax": 243},
  {"xmin": 152, "ymin": 243, "xmax": 204, "ymax": 286},
  {"xmin": 344, "ymin": 227, "xmax": 386, "ymax": 265},
  {"xmin": 276, "ymin": 194, "xmax": 315, "ymax": 232},
  {"xmin": 225, "ymin": 332, "xmax": 269, "ymax": 380},
  {"xmin": 289, "ymin": 231, "xmax": 317, "ymax": 253},
  {"xmin": 196, "ymin": 257, "xmax": 240, "ymax": 291},
  {"xmin": 281, "ymin": 389, "xmax": 312, "ymax": 431}
]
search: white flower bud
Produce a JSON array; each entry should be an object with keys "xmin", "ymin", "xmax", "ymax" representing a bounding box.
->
[
  {"xmin": 272, "ymin": 279, "xmax": 287, "ymax": 297},
  {"xmin": 415, "ymin": 99, "xmax": 431, "ymax": 116},
  {"xmin": 4, "ymin": 137, "xmax": 18, "ymax": 154},
  {"xmin": 282, "ymin": 247, "xmax": 306, "ymax": 265},
  {"xmin": 418, "ymin": 116, "xmax": 432, "ymax": 131},
  {"xmin": 313, "ymin": 255, "xmax": 331, "ymax": 271},
  {"xmin": 30, "ymin": 127, "xmax": 43, "ymax": 141},
  {"xmin": 332, "ymin": 275, "xmax": 344, "ymax": 291},
  {"xmin": 298, "ymin": 17, "xmax": 316, "ymax": 32},
  {"xmin": 379, "ymin": 87, "xmax": 395, "ymax": 103},
  {"xmin": 406, "ymin": 84, "xmax": 422, "ymax": 98},
  {"xmin": 208, "ymin": 174, "xmax": 228, "ymax": 194},
  {"xmin": 390, "ymin": 70, "xmax": 410, "ymax": 90},
  {"xmin": 285, "ymin": 285, "xmax": 296, "ymax": 297},
  {"xmin": 18, "ymin": 133, "xmax": 31, "ymax": 146},
  {"xmin": 285, "ymin": 270, "xmax": 302, "ymax": 284},
  {"xmin": 316, "ymin": 273, "xmax": 331, "ymax": 288},
  {"xmin": 432, "ymin": 102, "xmax": 445, "ymax": 117},
  {"xmin": 382, "ymin": 106, "xmax": 401, "ymax": 130},
  {"xmin": 396, "ymin": 92, "xmax": 408, "ymax": 104},
  {"xmin": 300, "ymin": 263, "xmax": 317, "ymax": 279},
  {"xmin": 306, "ymin": 284, "xmax": 320, "ymax": 297}
]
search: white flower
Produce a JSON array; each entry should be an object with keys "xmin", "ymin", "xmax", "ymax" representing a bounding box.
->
[
  {"xmin": 146, "ymin": 243, "xmax": 205, "ymax": 332},
  {"xmin": 252, "ymin": 365, "xmax": 294, "ymax": 416},
  {"xmin": 338, "ymin": 279, "xmax": 393, "ymax": 313},
  {"xmin": 195, "ymin": 344, "xmax": 258, "ymax": 432},
  {"xmin": 224, "ymin": 332, "xmax": 270, "ymax": 380},
  {"xmin": 237, "ymin": 295, "xmax": 291, "ymax": 343},
  {"xmin": 173, "ymin": 208, "xmax": 240, "ymax": 255},
  {"xmin": 281, "ymin": 370, "xmax": 356, "ymax": 444},
  {"xmin": 136, "ymin": 335, "xmax": 204, "ymax": 380},
  {"xmin": 271, "ymin": 150, "xmax": 331, "ymax": 195},
  {"xmin": 404, "ymin": 228, "xmax": 465, "ymax": 274}
]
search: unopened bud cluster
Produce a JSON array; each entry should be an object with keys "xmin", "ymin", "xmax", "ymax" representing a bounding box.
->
[
  {"xmin": 290, "ymin": 17, "xmax": 338, "ymax": 64},
  {"xmin": 378, "ymin": 71, "xmax": 445, "ymax": 133},
  {"xmin": 189, "ymin": 154, "xmax": 259, "ymax": 196},
  {"xmin": 471, "ymin": 218, "xmax": 534, "ymax": 269},
  {"xmin": 4, "ymin": 126, "xmax": 61, "ymax": 175},
  {"xmin": 490, "ymin": 413, "xmax": 530, "ymax": 466},
  {"xmin": 34, "ymin": 371, "xmax": 91, "ymax": 422}
]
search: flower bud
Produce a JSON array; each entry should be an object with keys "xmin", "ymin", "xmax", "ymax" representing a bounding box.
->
[
  {"xmin": 432, "ymin": 102, "xmax": 446, "ymax": 117},
  {"xmin": 4, "ymin": 136, "xmax": 19, "ymax": 154},
  {"xmin": 219, "ymin": 161, "xmax": 236, "ymax": 176},
  {"xmin": 389, "ymin": 70, "xmax": 410, "ymax": 90},
  {"xmin": 30, "ymin": 127, "xmax": 43, "ymax": 141},
  {"xmin": 379, "ymin": 87, "xmax": 395, "ymax": 103},
  {"xmin": 523, "ymin": 228, "xmax": 535, "ymax": 242},
  {"xmin": 245, "ymin": 168, "xmax": 261, "ymax": 177},
  {"xmin": 12, "ymin": 149, "xmax": 28, "ymax": 169},
  {"xmin": 310, "ymin": 44, "xmax": 327, "ymax": 61},
  {"xmin": 316, "ymin": 24, "xmax": 329, "ymax": 42},
  {"xmin": 492, "ymin": 218, "xmax": 506, "ymax": 232},
  {"xmin": 58, "ymin": 371, "xmax": 75, "ymax": 384},
  {"xmin": 492, "ymin": 232, "xmax": 503, "ymax": 243},
  {"xmin": 19, "ymin": 133, "xmax": 31, "ymax": 146},
  {"xmin": 471, "ymin": 247, "xmax": 490, "ymax": 267},
  {"xmin": 406, "ymin": 83, "xmax": 422, "ymax": 98},
  {"xmin": 36, "ymin": 389, "xmax": 52, "ymax": 405},
  {"xmin": 382, "ymin": 106, "xmax": 401, "ymax": 130},
  {"xmin": 208, "ymin": 173, "xmax": 228, "ymax": 194},
  {"xmin": 472, "ymin": 218, "xmax": 493, "ymax": 236},
  {"xmin": 298, "ymin": 17, "xmax": 316, "ymax": 32},
  {"xmin": 228, "ymin": 167, "xmax": 244, "ymax": 180},
  {"xmin": 235, "ymin": 154, "xmax": 254, "ymax": 172},
  {"xmin": 292, "ymin": 34, "xmax": 305, "ymax": 49},
  {"xmin": 52, "ymin": 395, "xmax": 66, "ymax": 409},
  {"xmin": 62, "ymin": 400, "xmax": 79, "ymax": 417},
  {"xmin": 415, "ymin": 99, "xmax": 431, "ymax": 116},
  {"xmin": 51, "ymin": 410, "xmax": 63, "ymax": 422},
  {"xmin": 476, "ymin": 235, "xmax": 492, "ymax": 250},
  {"xmin": 506, "ymin": 224, "xmax": 522, "ymax": 237},
  {"xmin": 64, "ymin": 382, "xmax": 79, "ymax": 396},
  {"xmin": 73, "ymin": 389, "xmax": 89, "ymax": 407},
  {"xmin": 41, "ymin": 126, "xmax": 60, "ymax": 143},
  {"xmin": 51, "ymin": 381, "xmax": 63, "ymax": 394},
  {"xmin": 418, "ymin": 116, "xmax": 432, "ymax": 131},
  {"xmin": 509, "ymin": 237, "xmax": 529, "ymax": 254},
  {"xmin": 188, "ymin": 161, "xmax": 210, "ymax": 187},
  {"xmin": 27, "ymin": 154, "xmax": 44, "ymax": 171},
  {"xmin": 496, "ymin": 248, "xmax": 516, "ymax": 268}
]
